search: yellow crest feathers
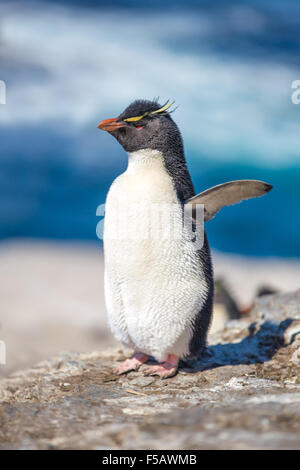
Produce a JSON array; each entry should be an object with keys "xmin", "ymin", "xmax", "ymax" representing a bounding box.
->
[
  {"xmin": 151, "ymin": 100, "xmax": 175, "ymax": 114},
  {"xmin": 123, "ymin": 100, "xmax": 175, "ymax": 122},
  {"xmin": 123, "ymin": 112, "xmax": 149, "ymax": 122}
]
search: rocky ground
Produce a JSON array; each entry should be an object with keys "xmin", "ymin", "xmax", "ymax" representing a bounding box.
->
[{"xmin": 0, "ymin": 290, "xmax": 300, "ymax": 450}]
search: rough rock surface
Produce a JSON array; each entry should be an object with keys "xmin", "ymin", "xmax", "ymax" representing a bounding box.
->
[{"xmin": 0, "ymin": 290, "xmax": 300, "ymax": 450}]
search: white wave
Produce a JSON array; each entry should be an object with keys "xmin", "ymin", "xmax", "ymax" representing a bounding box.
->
[{"xmin": 0, "ymin": 1, "xmax": 299, "ymax": 164}]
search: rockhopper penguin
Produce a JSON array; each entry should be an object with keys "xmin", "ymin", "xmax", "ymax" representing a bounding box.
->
[{"xmin": 98, "ymin": 99, "xmax": 272, "ymax": 378}]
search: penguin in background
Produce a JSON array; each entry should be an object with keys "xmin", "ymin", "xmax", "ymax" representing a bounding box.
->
[{"xmin": 98, "ymin": 99, "xmax": 272, "ymax": 378}]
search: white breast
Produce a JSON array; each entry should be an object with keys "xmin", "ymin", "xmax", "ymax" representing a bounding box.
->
[{"xmin": 103, "ymin": 149, "xmax": 207, "ymax": 361}]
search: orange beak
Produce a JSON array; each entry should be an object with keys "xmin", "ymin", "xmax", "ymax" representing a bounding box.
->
[{"xmin": 97, "ymin": 117, "xmax": 126, "ymax": 132}]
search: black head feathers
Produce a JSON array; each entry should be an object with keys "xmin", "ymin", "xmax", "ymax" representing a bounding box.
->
[{"xmin": 118, "ymin": 99, "xmax": 175, "ymax": 123}]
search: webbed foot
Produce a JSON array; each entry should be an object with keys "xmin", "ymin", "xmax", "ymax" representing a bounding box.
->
[
  {"xmin": 144, "ymin": 354, "xmax": 179, "ymax": 379},
  {"xmin": 113, "ymin": 352, "xmax": 149, "ymax": 375}
]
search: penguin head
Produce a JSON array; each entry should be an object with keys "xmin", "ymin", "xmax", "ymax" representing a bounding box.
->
[{"xmin": 97, "ymin": 99, "xmax": 181, "ymax": 153}]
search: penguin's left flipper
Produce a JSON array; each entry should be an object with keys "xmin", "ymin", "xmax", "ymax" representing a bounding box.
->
[{"xmin": 185, "ymin": 180, "xmax": 273, "ymax": 222}]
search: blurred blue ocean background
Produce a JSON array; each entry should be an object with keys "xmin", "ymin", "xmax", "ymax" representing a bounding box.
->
[{"xmin": 0, "ymin": 0, "xmax": 299, "ymax": 257}]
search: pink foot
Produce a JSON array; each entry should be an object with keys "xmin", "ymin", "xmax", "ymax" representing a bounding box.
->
[
  {"xmin": 113, "ymin": 352, "xmax": 149, "ymax": 375},
  {"xmin": 144, "ymin": 354, "xmax": 179, "ymax": 379}
]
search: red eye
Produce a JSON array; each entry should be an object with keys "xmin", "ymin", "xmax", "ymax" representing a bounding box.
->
[{"xmin": 137, "ymin": 126, "xmax": 142, "ymax": 130}]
